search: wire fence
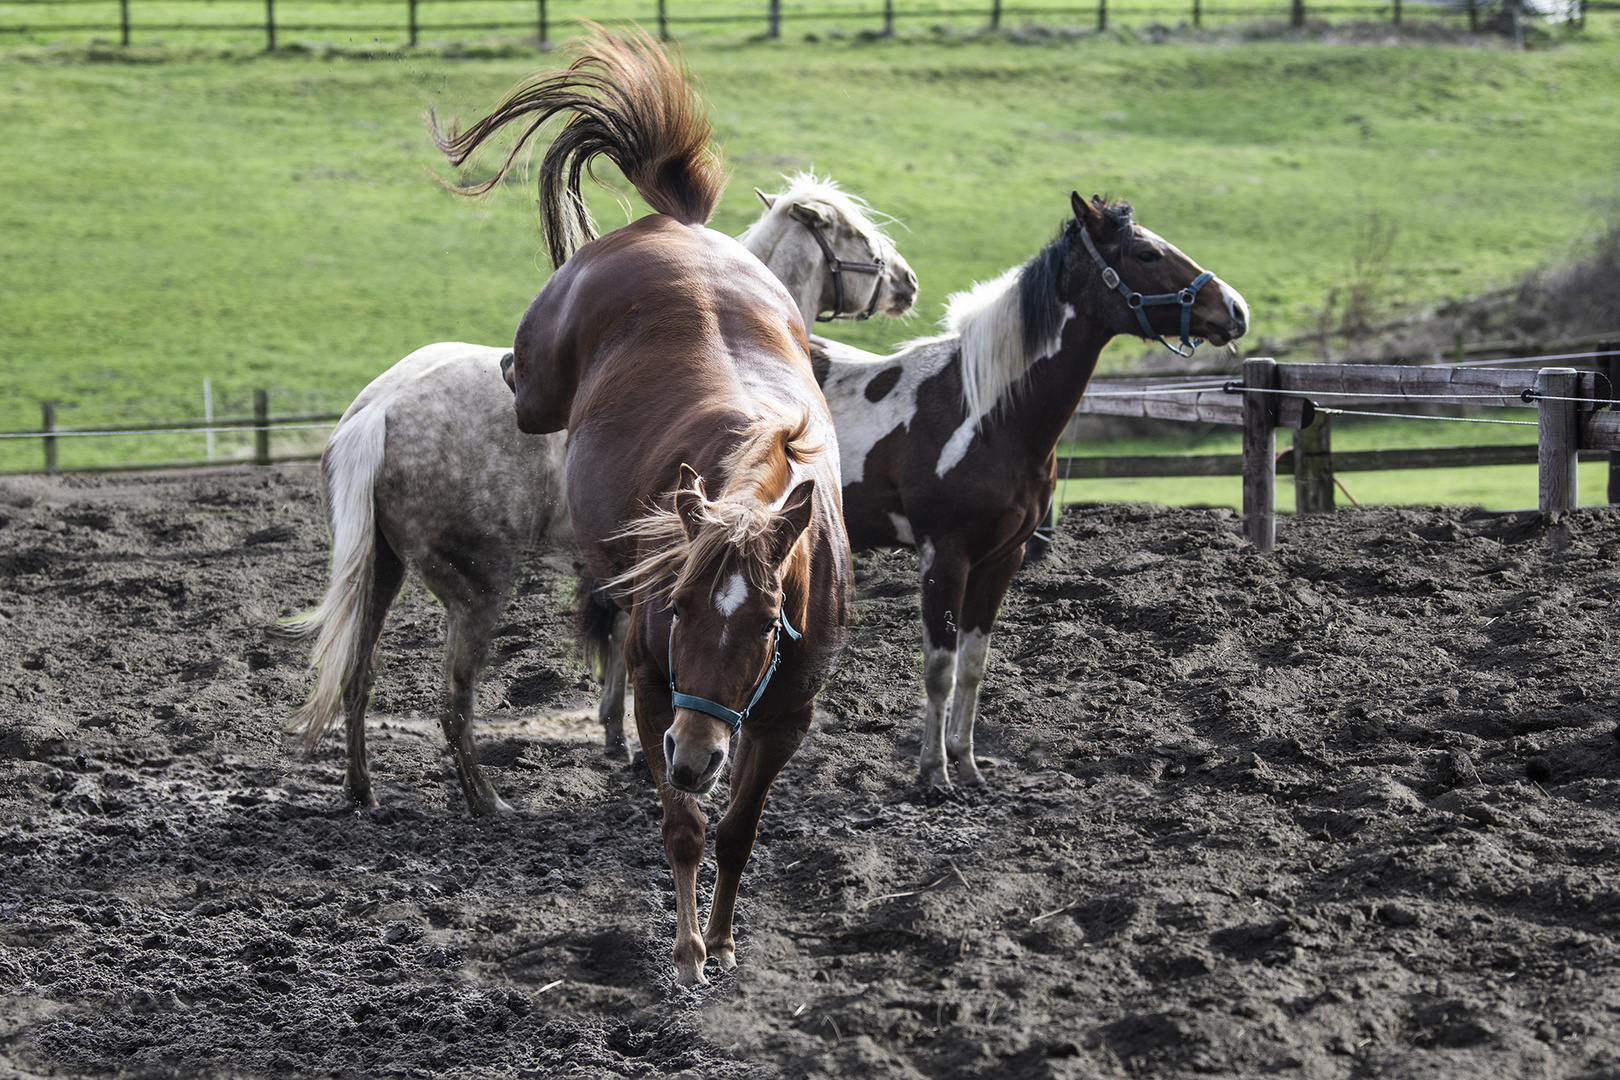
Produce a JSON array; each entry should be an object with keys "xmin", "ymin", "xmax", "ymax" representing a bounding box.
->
[{"xmin": 0, "ymin": 0, "xmax": 1602, "ymax": 48}]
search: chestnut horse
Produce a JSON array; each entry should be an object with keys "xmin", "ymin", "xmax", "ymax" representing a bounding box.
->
[
  {"xmin": 279, "ymin": 175, "xmax": 912, "ymax": 817},
  {"xmin": 434, "ymin": 28, "xmax": 852, "ymax": 985},
  {"xmin": 817, "ymin": 193, "xmax": 1248, "ymax": 792}
]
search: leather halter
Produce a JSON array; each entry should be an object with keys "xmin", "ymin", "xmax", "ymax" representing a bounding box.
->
[
  {"xmin": 668, "ymin": 606, "xmax": 801, "ymax": 734},
  {"xmin": 1079, "ymin": 226, "xmax": 1214, "ymax": 358},
  {"xmin": 791, "ymin": 207, "xmax": 886, "ymax": 322}
]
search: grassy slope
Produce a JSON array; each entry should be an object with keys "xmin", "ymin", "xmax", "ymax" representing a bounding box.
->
[{"xmin": 2, "ymin": 29, "xmax": 1618, "ymax": 480}]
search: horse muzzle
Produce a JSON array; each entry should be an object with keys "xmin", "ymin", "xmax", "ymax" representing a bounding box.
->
[
  {"xmin": 664, "ymin": 713, "xmax": 729, "ymax": 795},
  {"xmin": 1198, "ymin": 282, "xmax": 1250, "ymax": 347}
]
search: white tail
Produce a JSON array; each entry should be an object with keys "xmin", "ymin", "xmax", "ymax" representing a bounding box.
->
[{"xmin": 283, "ymin": 402, "xmax": 389, "ymax": 747}]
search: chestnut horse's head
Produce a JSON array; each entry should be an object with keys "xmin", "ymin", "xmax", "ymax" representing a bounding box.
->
[
  {"xmin": 1064, "ymin": 192, "xmax": 1249, "ymax": 353},
  {"xmin": 607, "ymin": 420, "xmax": 822, "ymax": 796}
]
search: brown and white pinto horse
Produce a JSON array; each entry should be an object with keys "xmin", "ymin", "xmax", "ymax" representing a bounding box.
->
[
  {"xmin": 817, "ymin": 193, "xmax": 1248, "ymax": 792},
  {"xmin": 434, "ymin": 28, "xmax": 852, "ymax": 986}
]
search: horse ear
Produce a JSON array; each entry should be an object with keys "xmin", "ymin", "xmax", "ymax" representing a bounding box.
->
[
  {"xmin": 754, "ymin": 187, "xmax": 776, "ymax": 209},
  {"xmin": 1071, "ymin": 191, "xmax": 1100, "ymax": 227},
  {"xmin": 674, "ymin": 464, "xmax": 707, "ymax": 538},
  {"xmin": 768, "ymin": 480, "xmax": 816, "ymax": 566},
  {"xmin": 787, "ymin": 202, "xmax": 829, "ymax": 228}
]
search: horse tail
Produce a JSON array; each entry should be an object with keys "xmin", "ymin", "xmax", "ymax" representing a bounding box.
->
[
  {"xmin": 278, "ymin": 402, "xmax": 389, "ymax": 749},
  {"xmin": 574, "ymin": 576, "xmax": 619, "ymax": 681},
  {"xmin": 427, "ymin": 24, "xmax": 725, "ymax": 270}
]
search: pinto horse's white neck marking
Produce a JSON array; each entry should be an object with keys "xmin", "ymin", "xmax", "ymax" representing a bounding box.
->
[
  {"xmin": 934, "ymin": 305, "xmax": 1074, "ymax": 479},
  {"xmin": 715, "ymin": 572, "xmax": 749, "ymax": 618}
]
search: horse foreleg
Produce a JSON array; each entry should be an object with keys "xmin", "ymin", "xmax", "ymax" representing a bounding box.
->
[
  {"xmin": 705, "ymin": 706, "xmax": 812, "ymax": 971},
  {"xmin": 946, "ymin": 550, "xmax": 1022, "ymax": 788},
  {"xmin": 917, "ymin": 541, "xmax": 970, "ymax": 791},
  {"xmin": 632, "ymin": 671, "xmax": 709, "ymax": 986},
  {"xmin": 439, "ymin": 601, "xmax": 512, "ymax": 817},
  {"xmin": 598, "ymin": 609, "xmax": 631, "ymax": 759},
  {"xmin": 340, "ymin": 535, "xmax": 405, "ymax": 809}
]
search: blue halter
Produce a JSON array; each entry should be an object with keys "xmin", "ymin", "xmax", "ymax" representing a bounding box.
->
[
  {"xmin": 1079, "ymin": 226, "xmax": 1214, "ymax": 358},
  {"xmin": 667, "ymin": 606, "xmax": 801, "ymax": 734}
]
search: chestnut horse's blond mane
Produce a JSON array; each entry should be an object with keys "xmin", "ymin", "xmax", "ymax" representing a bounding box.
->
[{"xmin": 604, "ymin": 413, "xmax": 821, "ymax": 602}]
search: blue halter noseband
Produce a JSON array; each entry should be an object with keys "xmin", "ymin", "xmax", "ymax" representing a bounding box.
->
[
  {"xmin": 667, "ymin": 606, "xmax": 801, "ymax": 734},
  {"xmin": 1079, "ymin": 226, "xmax": 1214, "ymax": 358}
]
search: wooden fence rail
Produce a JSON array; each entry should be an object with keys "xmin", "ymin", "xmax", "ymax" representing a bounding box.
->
[
  {"xmin": 8, "ymin": 342, "xmax": 1620, "ymax": 552},
  {"xmin": 1068, "ymin": 340, "xmax": 1620, "ymax": 551},
  {"xmin": 6, "ymin": 394, "xmax": 344, "ymax": 474},
  {"xmin": 1, "ymin": 0, "xmax": 1593, "ymax": 49}
]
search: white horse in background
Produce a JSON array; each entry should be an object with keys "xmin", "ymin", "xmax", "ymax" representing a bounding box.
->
[{"xmin": 280, "ymin": 174, "xmax": 917, "ymax": 816}]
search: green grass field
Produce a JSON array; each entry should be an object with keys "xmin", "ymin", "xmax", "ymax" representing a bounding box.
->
[{"xmin": 2, "ymin": 22, "xmax": 1619, "ymax": 505}]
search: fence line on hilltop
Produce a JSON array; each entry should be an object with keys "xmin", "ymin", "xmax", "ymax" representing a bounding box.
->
[{"xmin": 0, "ymin": 0, "xmax": 1603, "ymax": 49}]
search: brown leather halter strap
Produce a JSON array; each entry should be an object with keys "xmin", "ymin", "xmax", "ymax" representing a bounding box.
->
[{"xmin": 790, "ymin": 207, "xmax": 886, "ymax": 322}]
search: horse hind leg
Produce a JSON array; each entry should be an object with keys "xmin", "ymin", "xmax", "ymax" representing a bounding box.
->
[
  {"xmin": 917, "ymin": 540, "xmax": 969, "ymax": 792},
  {"xmin": 342, "ymin": 534, "xmax": 406, "ymax": 808},
  {"xmin": 438, "ymin": 598, "xmax": 514, "ymax": 817}
]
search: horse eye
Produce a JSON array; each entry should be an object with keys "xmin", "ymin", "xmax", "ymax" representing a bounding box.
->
[
  {"xmin": 760, "ymin": 620, "xmax": 777, "ymax": 639},
  {"xmin": 1136, "ymin": 249, "xmax": 1162, "ymax": 263},
  {"xmin": 671, "ymin": 602, "xmax": 681, "ymax": 620}
]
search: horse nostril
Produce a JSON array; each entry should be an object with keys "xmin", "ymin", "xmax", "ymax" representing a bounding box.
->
[
  {"xmin": 707, "ymin": 748, "xmax": 725, "ymax": 778},
  {"xmin": 663, "ymin": 730, "xmax": 677, "ymax": 770}
]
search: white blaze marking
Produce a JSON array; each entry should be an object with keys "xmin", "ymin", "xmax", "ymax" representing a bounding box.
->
[
  {"xmin": 888, "ymin": 513, "xmax": 915, "ymax": 546},
  {"xmin": 715, "ymin": 572, "xmax": 748, "ymax": 618}
]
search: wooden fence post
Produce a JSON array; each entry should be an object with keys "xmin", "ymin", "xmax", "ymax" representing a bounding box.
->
[
  {"xmin": 658, "ymin": 0, "xmax": 668, "ymax": 40},
  {"xmin": 265, "ymin": 0, "xmax": 276, "ymax": 49},
  {"xmin": 409, "ymin": 0, "xmax": 418, "ymax": 46},
  {"xmin": 120, "ymin": 0, "xmax": 130, "ymax": 44},
  {"xmin": 884, "ymin": 0, "xmax": 894, "ymax": 34},
  {"xmin": 1192, "ymin": 0, "xmax": 1201, "ymax": 27},
  {"xmin": 42, "ymin": 402, "xmax": 58, "ymax": 475},
  {"xmin": 1537, "ymin": 367, "xmax": 1579, "ymax": 523},
  {"xmin": 1242, "ymin": 358, "xmax": 1279, "ymax": 551},
  {"xmin": 990, "ymin": 0, "xmax": 1001, "ymax": 29},
  {"xmin": 1291, "ymin": 0, "xmax": 1304, "ymax": 25},
  {"xmin": 1601, "ymin": 340, "xmax": 1620, "ymax": 504},
  {"xmin": 1097, "ymin": 0, "xmax": 1107, "ymax": 30},
  {"xmin": 254, "ymin": 390, "xmax": 271, "ymax": 466},
  {"xmin": 1392, "ymin": 0, "xmax": 1401, "ymax": 23},
  {"xmin": 767, "ymin": 0, "xmax": 780, "ymax": 36},
  {"xmin": 538, "ymin": 0, "xmax": 548, "ymax": 43},
  {"xmin": 1466, "ymin": 0, "xmax": 1477, "ymax": 31},
  {"xmin": 1293, "ymin": 411, "xmax": 1334, "ymax": 515}
]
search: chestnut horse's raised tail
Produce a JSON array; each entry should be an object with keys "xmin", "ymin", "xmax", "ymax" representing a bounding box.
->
[{"xmin": 427, "ymin": 24, "xmax": 725, "ymax": 270}]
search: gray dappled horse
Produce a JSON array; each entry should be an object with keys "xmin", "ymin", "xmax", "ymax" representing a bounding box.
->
[{"xmin": 280, "ymin": 174, "xmax": 915, "ymax": 817}]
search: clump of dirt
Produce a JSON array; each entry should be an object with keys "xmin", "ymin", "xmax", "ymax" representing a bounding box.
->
[{"xmin": 3, "ymin": 467, "xmax": 1619, "ymax": 1079}]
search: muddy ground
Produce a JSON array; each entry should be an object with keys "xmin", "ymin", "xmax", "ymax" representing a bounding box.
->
[{"xmin": 2, "ymin": 465, "xmax": 1619, "ymax": 1080}]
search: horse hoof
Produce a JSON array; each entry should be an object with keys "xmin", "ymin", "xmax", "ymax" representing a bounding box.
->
[
  {"xmin": 344, "ymin": 786, "xmax": 380, "ymax": 810},
  {"xmin": 674, "ymin": 960, "xmax": 709, "ymax": 987},
  {"xmin": 469, "ymin": 794, "xmax": 515, "ymax": 817}
]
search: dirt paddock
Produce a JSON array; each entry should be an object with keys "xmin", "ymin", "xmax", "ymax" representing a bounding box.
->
[{"xmin": 2, "ymin": 466, "xmax": 1618, "ymax": 1079}]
